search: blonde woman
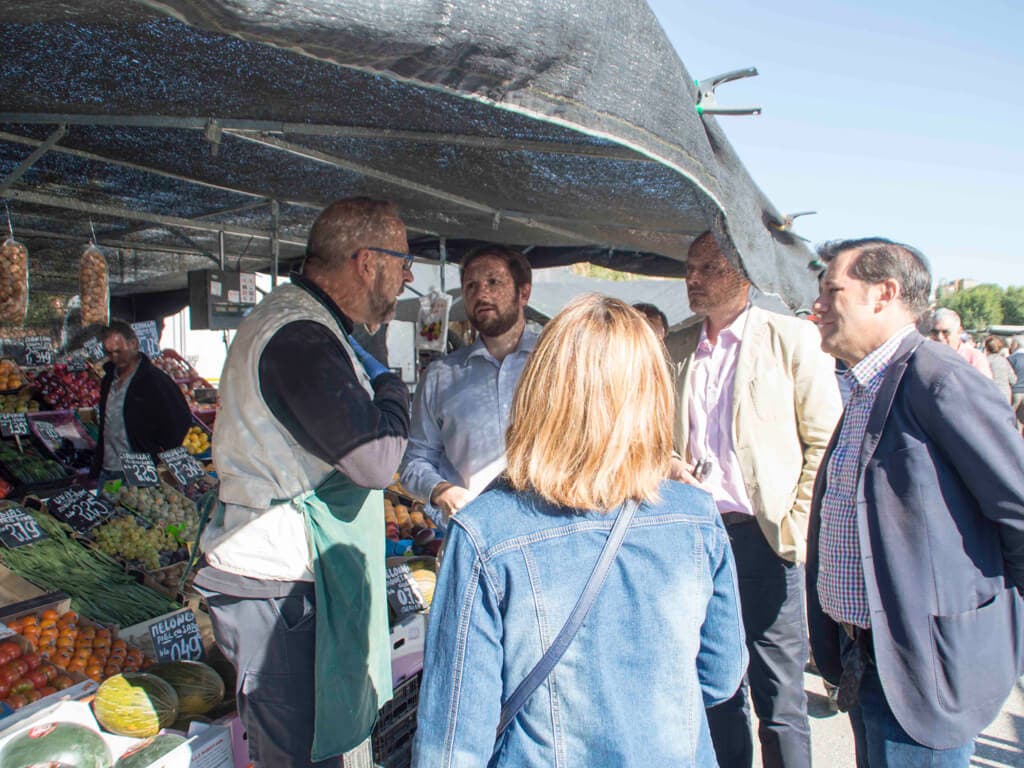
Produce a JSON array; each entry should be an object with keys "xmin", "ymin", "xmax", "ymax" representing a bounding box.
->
[{"xmin": 412, "ymin": 294, "xmax": 746, "ymax": 767}]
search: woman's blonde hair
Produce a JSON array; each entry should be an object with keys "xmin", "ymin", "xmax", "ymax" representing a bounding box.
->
[{"xmin": 505, "ymin": 294, "xmax": 674, "ymax": 511}]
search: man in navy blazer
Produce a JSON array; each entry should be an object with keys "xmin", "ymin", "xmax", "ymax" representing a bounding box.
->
[{"xmin": 807, "ymin": 237, "xmax": 1024, "ymax": 767}]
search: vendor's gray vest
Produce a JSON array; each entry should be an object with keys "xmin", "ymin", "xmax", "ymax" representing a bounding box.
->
[{"xmin": 207, "ymin": 284, "xmax": 373, "ymax": 556}]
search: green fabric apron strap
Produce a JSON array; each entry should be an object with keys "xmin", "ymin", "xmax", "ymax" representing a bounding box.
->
[
  {"xmin": 294, "ymin": 470, "xmax": 393, "ymax": 761},
  {"xmin": 178, "ymin": 489, "xmax": 223, "ymax": 593}
]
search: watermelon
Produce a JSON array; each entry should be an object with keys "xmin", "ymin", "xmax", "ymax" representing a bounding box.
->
[
  {"xmin": 114, "ymin": 734, "xmax": 187, "ymax": 768},
  {"xmin": 0, "ymin": 721, "xmax": 112, "ymax": 768},
  {"xmin": 93, "ymin": 673, "xmax": 179, "ymax": 738},
  {"xmin": 147, "ymin": 661, "xmax": 224, "ymax": 716}
]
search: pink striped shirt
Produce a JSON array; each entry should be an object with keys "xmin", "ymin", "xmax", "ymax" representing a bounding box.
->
[{"xmin": 687, "ymin": 309, "xmax": 754, "ymax": 517}]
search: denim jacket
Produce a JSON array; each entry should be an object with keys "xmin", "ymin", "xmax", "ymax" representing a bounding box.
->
[{"xmin": 412, "ymin": 480, "xmax": 747, "ymax": 767}]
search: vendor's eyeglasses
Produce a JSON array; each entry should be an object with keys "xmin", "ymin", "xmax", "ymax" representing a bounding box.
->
[{"xmin": 360, "ymin": 247, "xmax": 415, "ymax": 272}]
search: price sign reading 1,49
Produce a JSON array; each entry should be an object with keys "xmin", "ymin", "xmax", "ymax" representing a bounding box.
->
[
  {"xmin": 0, "ymin": 506, "xmax": 47, "ymax": 548},
  {"xmin": 120, "ymin": 451, "xmax": 160, "ymax": 487},
  {"xmin": 150, "ymin": 609, "xmax": 204, "ymax": 662}
]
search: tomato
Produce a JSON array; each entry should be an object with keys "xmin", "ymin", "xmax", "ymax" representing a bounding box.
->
[
  {"xmin": 27, "ymin": 669, "xmax": 48, "ymax": 689},
  {"xmin": 5, "ymin": 659, "xmax": 28, "ymax": 679},
  {"xmin": 37, "ymin": 686, "xmax": 57, "ymax": 697},
  {"xmin": 0, "ymin": 641, "xmax": 22, "ymax": 664},
  {"xmin": 10, "ymin": 678, "xmax": 34, "ymax": 695},
  {"xmin": 22, "ymin": 652, "xmax": 41, "ymax": 671},
  {"xmin": 39, "ymin": 663, "xmax": 57, "ymax": 683},
  {"xmin": 22, "ymin": 688, "xmax": 40, "ymax": 703},
  {"xmin": 3, "ymin": 693, "xmax": 27, "ymax": 710},
  {"xmin": 0, "ymin": 681, "xmax": 9, "ymax": 698}
]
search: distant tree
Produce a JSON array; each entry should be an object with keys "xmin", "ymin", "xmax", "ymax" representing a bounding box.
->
[
  {"xmin": 1002, "ymin": 286, "xmax": 1024, "ymax": 326},
  {"xmin": 937, "ymin": 284, "xmax": 1004, "ymax": 330}
]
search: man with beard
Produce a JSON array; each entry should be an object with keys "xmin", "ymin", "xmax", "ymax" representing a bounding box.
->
[
  {"xmin": 665, "ymin": 232, "xmax": 841, "ymax": 768},
  {"xmin": 194, "ymin": 198, "xmax": 413, "ymax": 767},
  {"xmin": 400, "ymin": 245, "xmax": 535, "ymax": 520}
]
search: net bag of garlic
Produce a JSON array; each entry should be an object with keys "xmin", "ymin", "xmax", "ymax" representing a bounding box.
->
[
  {"xmin": 0, "ymin": 237, "xmax": 29, "ymax": 325},
  {"xmin": 80, "ymin": 243, "xmax": 109, "ymax": 325}
]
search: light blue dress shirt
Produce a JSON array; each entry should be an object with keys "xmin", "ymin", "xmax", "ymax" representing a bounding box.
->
[{"xmin": 399, "ymin": 329, "xmax": 539, "ymax": 519}]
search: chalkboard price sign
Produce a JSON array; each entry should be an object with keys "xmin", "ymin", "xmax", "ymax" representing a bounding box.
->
[
  {"xmin": 83, "ymin": 337, "xmax": 106, "ymax": 361},
  {"xmin": 385, "ymin": 563, "xmax": 428, "ymax": 618},
  {"xmin": 48, "ymin": 487, "xmax": 115, "ymax": 533},
  {"xmin": 159, "ymin": 447, "xmax": 205, "ymax": 486},
  {"xmin": 131, "ymin": 321, "xmax": 161, "ymax": 359},
  {"xmin": 0, "ymin": 506, "xmax": 48, "ymax": 548},
  {"xmin": 0, "ymin": 413, "xmax": 29, "ymax": 438},
  {"xmin": 23, "ymin": 337, "xmax": 54, "ymax": 367},
  {"xmin": 33, "ymin": 421, "xmax": 62, "ymax": 451},
  {"xmin": 120, "ymin": 451, "xmax": 160, "ymax": 487},
  {"xmin": 149, "ymin": 609, "xmax": 204, "ymax": 662}
]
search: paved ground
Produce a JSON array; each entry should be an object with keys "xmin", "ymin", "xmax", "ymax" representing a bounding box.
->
[{"xmin": 750, "ymin": 675, "xmax": 1024, "ymax": 768}]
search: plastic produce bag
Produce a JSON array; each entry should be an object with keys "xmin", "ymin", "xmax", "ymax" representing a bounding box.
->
[
  {"xmin": 80, "ymin": 243, "xmax": 110, "ymax": 325},
  {"xmin": 0, "ymin": 237, "xmax": 29, "ymax": 325},
  {"xmin": 416, "ymin": 289, "xmax": 452, "ymax": 352}
]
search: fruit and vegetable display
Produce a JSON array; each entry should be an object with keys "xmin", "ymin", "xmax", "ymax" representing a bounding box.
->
[
  {"xmin": 182, "ymin": 426, "xmax": 210, "ymax": 456},
  {"xmin": 80, "ymin": 244, "xmax": 110, "ymax": 326},
  {"xmin": 0, "ymin": 391, "xmax": 38, "ymax": 413},
  {"xmin": 32, "ymin": 364, "xmax": 101, "ymax": 410},
  {"xmin": 384, "ymin": 497, "xmax": 437, "ymax": 542},
  {"xmin": 406, "ymin": 560, "xmax": 437, "ymax": 606},
  {"xmin": 93, "ymin": 672, "xmax": 179, "ymax": 737},
  {"xmin": 0, "ymin": 512, "xmax": 180, "ymax": 626},
  {"xmin": 148, "ymin": 661, "xmax": 225, "ymax": 716},
  {"xmin": 151, "ymin": 353, "xmax": 192, "ymax": 380},
  {"xmin": 0, "ymin": 720, "xmax": 113, "ymax": 768},
  {"xmin": 0, "ymin": 361, "xmax": 22, "ymax": 392},
  {"xmin": 0, "ymin": 238, "xmax": 29, "ymax": 325},
  {"xmin": 0, "ymin": 442, "xmax": 68, "ymax": 486},
  {"xmin": 93, "ymin": 514, "xmax": 184, "ymax": 572},
  {"xmin": 116, "ymin": 484, "xmax": 199, "ymax": 540},
  {"xmin": 3, "ymin": 609, "xmax": 153, "ymax": 692}
]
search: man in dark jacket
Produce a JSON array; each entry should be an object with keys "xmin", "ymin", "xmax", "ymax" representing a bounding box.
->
[
  {"xmin": 808, "ymin": 237, "xmax": 1024, "ymax": 767},
  {"xmin": 90, "ymin": 320, "xmax": 192, "ymax": 478}
]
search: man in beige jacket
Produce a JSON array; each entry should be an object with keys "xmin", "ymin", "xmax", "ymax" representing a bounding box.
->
[{"xmin": 666, "ymin": 233, "xmax": 841, "ymax": 768}]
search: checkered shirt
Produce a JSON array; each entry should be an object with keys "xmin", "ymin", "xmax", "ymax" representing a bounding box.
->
[{"xmin": 818, "ymin": 325, "xmax": 916, "ymax": 628}]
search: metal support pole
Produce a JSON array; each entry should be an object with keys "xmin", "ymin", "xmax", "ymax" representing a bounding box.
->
[
  {"xmin": 271, "ymin": 200, "xmax": 280, "ymax": 287},
  {"xmin": 219, "ymin": 230, "xmax": 225, "ymax": 271},
  {"xmin": 0, "ymin": 124, "xmax": 67, "ymax": 195},
  {"xmin": 439, "ymin": 237, "xmax": 447, "ymax": 293}
]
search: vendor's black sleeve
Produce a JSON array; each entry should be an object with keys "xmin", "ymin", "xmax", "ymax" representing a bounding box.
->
[{"xmin": 258, "ymin": 321, "xmax": 410, "ymax": 488}]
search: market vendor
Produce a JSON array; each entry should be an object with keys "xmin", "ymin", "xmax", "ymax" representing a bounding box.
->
[
  {"xmin": 399, "ymin": 245, "xmax": 536, "ymax": 520},
  {"xmin": 90, "ymin": 321, "xmax": 192, "ymax": 481},
  {"xmin": 194, "ymin": 198, "xmax": 412, "ymax": 768}
]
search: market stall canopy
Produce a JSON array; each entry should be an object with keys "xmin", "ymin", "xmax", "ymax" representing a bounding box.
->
[{"xmin": 0, "ymin": 0, "xmax": 820, "ymax": 316}]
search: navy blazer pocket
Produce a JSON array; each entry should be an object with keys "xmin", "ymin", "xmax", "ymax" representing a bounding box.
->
[{"xmin": 929, "ymin": 590, "xmax": 1017, "ymax": 713}]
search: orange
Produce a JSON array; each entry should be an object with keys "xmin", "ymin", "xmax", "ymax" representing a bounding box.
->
[{"xmin": 40, "ymin": 609, "xmax": 59, "ymax": 621}]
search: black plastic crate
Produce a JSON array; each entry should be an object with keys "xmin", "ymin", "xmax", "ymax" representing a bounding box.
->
[{"xmin": 372, "ymin": 672, "xmax": 421, "ymax": 768}]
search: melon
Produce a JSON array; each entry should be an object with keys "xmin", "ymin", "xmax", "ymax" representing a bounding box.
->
[
  {"xmin": 170, "ymin": 713, "xmax": 212, "ymax": 732},
  {"xmin": 93, "ymin": 673, "xmax": 179, "ymax": 738},
  {"xmin": 147, "ymin": 661, "xmax": 225, "ymax": 715},
  {"xmin": 114, "ymin": 734, "xmax": 187, "ymax": 768},
  {"xmin": 0, "ymin": 721, "xmax": 112, "ymax": 768}
]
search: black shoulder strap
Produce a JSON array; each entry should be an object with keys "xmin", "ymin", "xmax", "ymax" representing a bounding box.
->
[{"xmin": 495, "ymin": 499, "xmax": 639, "ymax": 738}]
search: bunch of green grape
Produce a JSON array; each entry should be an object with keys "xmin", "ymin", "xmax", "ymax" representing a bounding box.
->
[{"xmin": 93, "ymin": 515, "xmax": 177, "ymax": 571}]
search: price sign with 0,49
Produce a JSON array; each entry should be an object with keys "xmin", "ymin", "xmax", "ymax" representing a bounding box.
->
[
  {"xmin": 158, "ymin": 447, "xmax": 205, "ymax": 486},
  {"xmin": 150, "ymin": 609, "xmax": 204, "ymax": 662},
  {"xmin": 0, "ymin": 506, "xmax": 47, "ymax": 548},
  {"xmin": 119, "ymin": 451, "xmax": 160, "ymax": 487}
]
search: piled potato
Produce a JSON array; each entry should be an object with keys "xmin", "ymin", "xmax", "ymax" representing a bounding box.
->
[
  {"xmin": 79, "ymin": 244, "xmax": 109, "ymax": 325},
  {"xmin": 0, "ymin": 238, "xmax": 29, "ymax": 324}
]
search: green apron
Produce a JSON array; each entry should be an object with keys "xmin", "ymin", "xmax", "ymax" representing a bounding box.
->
[{"xmin": 292, "ymin": 470, "xmax": 393, "ymax": 761}]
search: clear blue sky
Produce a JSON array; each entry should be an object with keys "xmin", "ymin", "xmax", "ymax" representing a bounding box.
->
[{"xmin": 647, "ymin": 0, "xmax": 1024, "ymax": 287}]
